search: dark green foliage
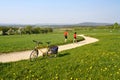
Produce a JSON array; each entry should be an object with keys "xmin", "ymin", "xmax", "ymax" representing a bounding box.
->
[
  {"xmin": 0, "ymin": 26, "xmax": 53, "ymax": 35},
  {"xmin": 113, "ymin": 22, "xmax": 119, "ymax": 29}
]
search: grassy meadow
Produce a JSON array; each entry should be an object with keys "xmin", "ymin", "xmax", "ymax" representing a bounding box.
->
[
  {"xmin": 1, "ymin": 28, "xmax": 120, "ymax": 79},
  {"xmin": 0, "ymin": 31, "xmax": 84, "ymax": 53}
]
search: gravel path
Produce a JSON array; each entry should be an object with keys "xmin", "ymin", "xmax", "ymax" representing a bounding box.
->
[{"xmin": 0, "ymin": 35, "xmax": 99, "ymax": 63}]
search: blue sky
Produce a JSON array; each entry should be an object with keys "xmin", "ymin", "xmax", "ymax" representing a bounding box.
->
[{"xmin": 0, "ymin": 0, "xmax": 120, "ymax": 24}]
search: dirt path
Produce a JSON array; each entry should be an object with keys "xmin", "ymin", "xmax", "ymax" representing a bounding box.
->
[{"xmin": 0, "ymin": 35, "xmax": 99, "ymax": 63}]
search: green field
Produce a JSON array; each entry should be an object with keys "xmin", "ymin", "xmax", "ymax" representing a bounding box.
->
[
  {"xmin": 0, "ymin": 31, "xmax": 84, "ymax": 53},
  {"xmin": 1, "ymin": 29, "xmax": 120, "ymax": 79}
]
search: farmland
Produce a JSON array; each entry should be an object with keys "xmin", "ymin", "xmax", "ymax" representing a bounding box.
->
[{"xmin": 0, "ymin": 28, "xmax": 120, "ymax": 79}]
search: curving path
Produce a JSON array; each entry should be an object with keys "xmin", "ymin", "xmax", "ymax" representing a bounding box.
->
[{"xmin": 0, "ymin": 35, "xmax": 99, "ymax": 63}]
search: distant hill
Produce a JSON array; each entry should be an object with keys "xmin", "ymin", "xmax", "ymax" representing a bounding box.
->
[
  {"xmin": 77, "ymin": 22, "xmax": 113, "ymax": 26},
  {"xmin": 0, "ymin": 22, "xmax": 115, "ymax": 27}
]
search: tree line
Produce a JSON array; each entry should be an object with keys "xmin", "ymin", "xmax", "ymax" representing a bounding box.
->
[
  {"xmin": 0, "ymin": 25, "xmax": 53, "ymax": 35},
  {"xmin": 73, "ymin": 22, "xmax": 120, "ymax": 30}
]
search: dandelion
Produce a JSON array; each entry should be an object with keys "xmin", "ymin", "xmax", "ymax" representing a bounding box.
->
[
  {"xmin": 76, "ymin": 78, "xmax": 78, "ymax": 80},
  {"xmin": 32, "ymin": 75, "xmax": 34, "ymax": 77},
  {"xmin": 13, "ymin": 73, "xmax": 16, "ymax": 76},
  {"xmin": 89, "ymin": 77, "xmax": 92, "ymax": 80},
  {"xmin": 26, "ymin": 76, "xmax": 28, "ymax": 79},
  {"xmin": 40, "ymin": 76, "xmax": 43, "ymax": 79},
  {"xmin": 29, "ymin": 70, "xmax": 31, "ymax": 73},
  {"xmin": 102, "ymin": 67, "xmax": 108, "ymax": 72},
  {"xmin": 90, "ymin": 66, "xmax": 92, "ymax": 69},
  {"xmin": 114, "ymin": 65, "xmax": 117, "ymax": 68},
  {"xmin": 110, "ymin": 74, "xmax": 112, "ymax": 76},
  {"xmin": 105, "ymin": 67, "xmax": 107, "ymax": 70},
  {"xmin": 117, "ymin": 72, "xmax": 119, "ymax": 74},
  {"xmin": 70, "ymin": 77, "xmax": 73, "ymax": 80},
  {"xmin": 56, "ymin": 76, "xmax": 58, "ymax": 79}
]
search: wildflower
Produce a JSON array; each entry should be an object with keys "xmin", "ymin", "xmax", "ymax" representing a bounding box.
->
[
  {"xmin": 110, "ymin": 74, "xmax": 112, "ymax": 76},
  {"xmin": 117, "ymin": 72, "xmax": 119, "ymax": 74},
  {"xmin": 102, "ymin": 67, "xmax": 108, "ymax": 72},
  {"xmin": 13, "ymin": 73, "xmax": 16, "ymax": 75},
  {"xmin": 89, "ymin": 77, "xmax": 92, "ymax": 80},
  {"xmin": 56, "ymin": 76, "xmax": 58, "ymax": 79},
  {"xmin": 76, "ymin": 78, "xmax": 78, "ymax": 80},
  {"xmin": 26, "ymin": 76, "xmax": 28, "ymax": 79},
  {"xmin": 105, "ymin": 67, "xmax": 107, "ymax": 70},
  {"xmin": 29, "ymin": 70, "xmax": 31, "ymax": 73},
  {"xmin": 90, "ymin": 66, "xmax": 92, "ymax": 69},
  {"xmin": 40, "ymin": 76, "xmax": 43, "ymax": 79},
  {"xmin": 114, "ymin": 65, "xmax": 117, "ymax": 68},
  {"xmin": 32, "ymin": 75, "xmax": 34, "ymax": 77}
]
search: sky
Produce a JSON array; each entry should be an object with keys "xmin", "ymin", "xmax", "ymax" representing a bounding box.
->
[{"xmin": 0, "ymin": 0, "xmax": 120, "ymax": 24}]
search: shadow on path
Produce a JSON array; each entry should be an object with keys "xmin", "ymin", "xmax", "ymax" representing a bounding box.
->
[{"xmin": 58, "ymin": 52, "xmax": 70, "ymax": 57}]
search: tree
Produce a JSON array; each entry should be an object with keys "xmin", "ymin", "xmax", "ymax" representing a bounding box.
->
[
  {"xmin": 32, "ymin": 27, "xmax": 41, "ymax": 34},
  {"xmin": 7, "ymin": 28, "xmax": 15, "ymax": 35},
  {"xmin": 113, "ymin": 22, "xmax": 119, "ymax": 29},
  {"xmin": 47, "ymin": 28, "xmax": 53, "ymax": 32},
  {"xmin": 17, "ymin": 27, "xmax": 23, "ymax": 35},
  {"xmin": 25, "ymin": 25, "xmax": 32, "ymax": 34},
  {"xmin": 2, "ymin": 27, "xmax": 10, "ymax": 35}
]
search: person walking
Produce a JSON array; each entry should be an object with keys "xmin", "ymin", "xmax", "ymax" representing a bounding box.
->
[
  {"xmin": 64, "ymin": 30, "xmax": 68, "ymax": 42},
  {"xmin": 73, "ymin": 32, "xmax": 77, "ymax": 43}
]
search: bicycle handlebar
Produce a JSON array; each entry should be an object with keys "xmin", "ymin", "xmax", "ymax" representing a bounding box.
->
[
  {"xmin": 46, "ymin": 41, "xmax": 51, "ymax": 45},
  {"xmin": 33, "ymin": 40, "xmax": 43, "ymax": 45},
  {"xmin": 32, "ymin": 40, "xmax": 51, "ymax": 46}
]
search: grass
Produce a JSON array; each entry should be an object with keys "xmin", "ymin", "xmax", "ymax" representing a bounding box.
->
[
  {"xmin": 1, "ymin": 29, "xmax": 120, "ymax": 79},
  {"xmin": 0, "ymin": 32, "xmax": 84, "ymax": 53}
]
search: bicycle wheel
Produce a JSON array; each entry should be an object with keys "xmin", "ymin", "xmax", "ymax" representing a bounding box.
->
[{"xmin": 30, "ymin": 49, "xmax": 38, "ymax": 61}]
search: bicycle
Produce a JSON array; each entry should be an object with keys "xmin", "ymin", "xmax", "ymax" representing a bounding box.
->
[{"xmin": 30, "ymin": 40, "xmax": 58, "ymax": 61}]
